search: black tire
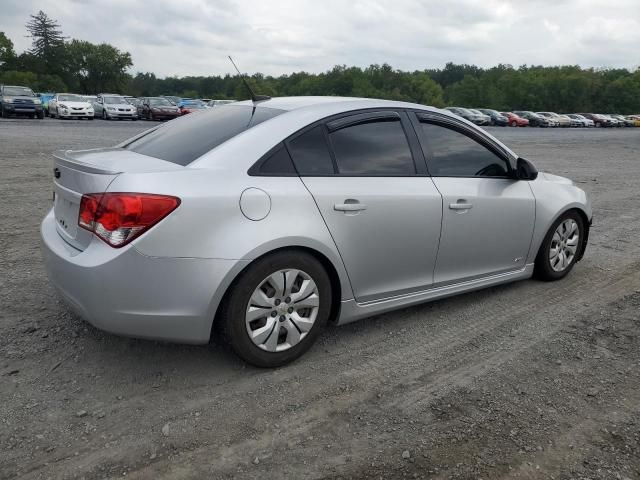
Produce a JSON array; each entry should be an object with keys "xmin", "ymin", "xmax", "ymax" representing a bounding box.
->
[
  {"xmin": 37, "ymin": 111, "xmax": 44, "ymax": 119},
  {"xmin": 511, "ymin": 121, "xmax": 517, "ymax": 127},
  {"xmin": 88, "ymin": 116, "xmax": 94, "ymax": 120},
  {"xmin": 219, "ymin": 250, "xmax": 332, "ymax": 367},
  {"xmin": 149, "ymin": 112, "xmax": 155, "ymax": 121},
  {"xmin": 534, "ymin": 210, "xmax": 584, "ymax": 281},
  {"xmin": 102, "ymin": 110, "xmax": 108, "ymax": 120},
  {"xmin": 50, "ymin": 108, "xmax": 56, "ymax": 119}
]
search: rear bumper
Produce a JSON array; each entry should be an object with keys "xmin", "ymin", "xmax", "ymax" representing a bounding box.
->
[{"xmin": 41, "ymin": 209, "xmax": 240, "ymax": 344}]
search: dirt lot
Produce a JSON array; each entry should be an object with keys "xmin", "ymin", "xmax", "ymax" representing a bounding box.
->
[{"xmin": 1, "ymin": 118, "xmax": 640, "ymax": 480}]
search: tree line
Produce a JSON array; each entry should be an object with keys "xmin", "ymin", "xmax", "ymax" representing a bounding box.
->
[{"xmin": 1, "ymin": 11, "xmax": 639, "ymax": 113}]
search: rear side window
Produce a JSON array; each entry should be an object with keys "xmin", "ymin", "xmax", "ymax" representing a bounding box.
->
[
  {"xmin": 287, "ymin": 125, "xmax": 335, "ymax": 175},
  {"xmin": 250, "ymin": 144, "xmax": 297, "ymax": 176},
  {"xmin": 126, "ymin": 105, "xmax": 284, "ymax": 166},
  {"xmin": 419, "ymin": 122, "xmax": 510, "ymax": 177},
  {"xmin": 329, "ymin": 119, "xmax": 415, "ymax": 175}
]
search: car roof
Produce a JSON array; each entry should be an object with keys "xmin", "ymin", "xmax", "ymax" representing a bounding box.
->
[
  {"xmin": 190, "ymin": 96, "xmax": 517, "ymax": 169},
  {"xmin": 233, "ymin": 96, "xmax": 444, "ymax": 113}
]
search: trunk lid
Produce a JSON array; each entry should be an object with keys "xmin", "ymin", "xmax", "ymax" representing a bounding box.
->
[{"xmin": 52, "ymin": 148, "xmax": 182, "ymax": 251}]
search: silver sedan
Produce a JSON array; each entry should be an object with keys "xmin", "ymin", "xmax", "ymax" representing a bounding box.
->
[{"xmin": 41, "ymin": 97, "xmax": 592, "ymax": 367}]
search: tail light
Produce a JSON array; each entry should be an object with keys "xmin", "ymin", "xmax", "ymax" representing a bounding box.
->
[{"xmin": 78, "ymin": 193, "xmax": 180, "ymax": 248}]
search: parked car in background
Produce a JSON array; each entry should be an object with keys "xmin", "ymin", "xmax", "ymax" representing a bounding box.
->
[
  {"xmin": 179, "ymin": 100, "xmax": 207, "ymax": 115},
  {"xmin": 565, "ymin": 114, "xmax": 594, "ymax": 128},
  {"xmin": 625, "ymin": 115, "xmax": 640, "ymax": 127},
  {"xmin": 500, "ymin": 112, "xmax": 529, "ymax": 127},
  {"xmin": 208, "ymin": 99, "xmax": 236, "ymax": 108},
  {"xmin": 37, "ymin": 92, "xmax": 55, "ymax": 116},
  {"xmin": 124, "ymin": 97, "xmax": 142, "ymax": 109},
  {"xmin": 41, "ymin": 96, "xmax": 592, "ymax": 367},
  {"xmin": 443, "ymin": 107, "xmax": 488, "ymax": 125},
  {"xmin": 49, "ymin": 93, "xmax": 94, "ymax": 120},
  {"xmin": 82, "ymin": 95, "xmax": 97, "ymax": 104},
  {"xmin": 93, "ymin": 95, "xmax": 138, "ymax": 120},
  {"xmin": 513, "ymin": 111, "xmax": 549, "ymax": 127},
  {"xmin": 476, "ymin": 108, "xmax": 508, "ymax": 126},
  {"xmin": 537, "ymin": 112, "xmax": 570, "ymax": 128},
  {"xmin": 466, "ymin": 108, "xmax": 492, "ymax": 125},
  {"xmin": 558, "ymin": 114, "xmax": 580, "ymax": 127},
  {"xmin": 0, "ymin": 85, "xmax": 44, "ymax": 118},
  {"xmin": 610, "ymin": 114, "xmax": 634, "ymax": 127},
  {"xmin": 601, "ymin": 115, "xmax": 622, "ymax": 127},
  {"xmin": 161, "ymin": 96, "xmax": 182, "ymax": 106},
  {"xmin": 139, "ymin": 97, "xmax": 181, "ymax": 120},
  {"xmin": 578, "ymin": 113, "xmax": 613, "ymax": 128}
]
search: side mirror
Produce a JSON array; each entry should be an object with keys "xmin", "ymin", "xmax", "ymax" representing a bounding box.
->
[{"xmin": 516, "ymin": 157, "xmax": 538, "ymax": 181}]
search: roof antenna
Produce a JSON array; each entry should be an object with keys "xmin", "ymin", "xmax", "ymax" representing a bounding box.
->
[{"xmin": 228, "ymin": 56, "xmax": 271, "ymax": 103}]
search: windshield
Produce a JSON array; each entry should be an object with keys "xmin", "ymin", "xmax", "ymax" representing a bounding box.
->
[
  {"xmin": 149, "ymin": 98, "xmax": 173, "ymax": 106},
  {"xmin": 126, "ymin": 105, "xmax": 285, "ymax": 166},
  {"xmin": 58, "ymin": 94, "xmax": 84, "ymax": 102},
  {"xmin": 4, "ymin": 86, "xmax": 35, "ymax": 96},
  {"xmin": 104, "ymin": 97, "xmax": 126, "ymax": 104}
]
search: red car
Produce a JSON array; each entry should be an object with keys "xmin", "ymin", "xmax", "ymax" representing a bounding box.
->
[{"xmin": 500, "ymin": 112, "xmax": 529, "ymax": 127}]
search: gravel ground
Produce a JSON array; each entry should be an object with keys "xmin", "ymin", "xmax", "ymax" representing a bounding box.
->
[{"xmin": 1, "ymin": 118, "xmax": 640, "ymax": 480}]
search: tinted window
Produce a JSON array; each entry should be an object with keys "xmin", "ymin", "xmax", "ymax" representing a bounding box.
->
[
  {"xmin": 126, "ymin": 105, "xmax": 284, "ymax": 166},
  {"xmin": 420, "ymin": 122, "xmax": 510, "ymax": 177},
  {"xmin": 329, "ymin": 119, "xmax": 415, "ymax": 175},
  {"xmin": 287, "ymin": 125, "xmax": 335, "ymax": 175},
  {"xmin": 252, "ymin": 144, "xmax": 297, "ymax": 176}
]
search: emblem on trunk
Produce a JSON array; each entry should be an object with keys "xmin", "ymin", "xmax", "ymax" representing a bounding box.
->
[{"xmin": 54, "ymin": 167, "xmax": 61, "ymax": 179}]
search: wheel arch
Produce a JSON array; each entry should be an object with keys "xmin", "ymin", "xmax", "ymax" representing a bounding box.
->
[
  {"xmin": 532, "ymin": 205, "xmax": 591, "ymax": 263},
  {"xmin": 209, "ymin": 245, "xmax": 347, "ymax": 340}
]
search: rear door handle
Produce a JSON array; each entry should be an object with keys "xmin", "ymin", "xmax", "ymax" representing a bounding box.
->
[
  {"xmin": 449, "ymin": 202, "xmax": 473, "ymax": 210},
  {"xmin": 334, "ymin": 201, "xmax": 367, "ymax": 212}
]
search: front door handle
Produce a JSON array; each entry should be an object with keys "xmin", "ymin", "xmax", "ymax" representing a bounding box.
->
[
  {"xmin": 334, "ymin": 200, "xmax": 367, "ymax": 212},
  {"xmin": 449, "ymin": 202, "xmax": 473, "ymax": 210}
]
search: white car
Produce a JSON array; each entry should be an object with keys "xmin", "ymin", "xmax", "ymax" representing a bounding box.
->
[
  {"xmin": 566, "ymin": 114, "xmax": 594, "ymax": 128},
  {"xmin": 49, "ymin": 93, "xmax": 94, "ymax": 120},
  {"xmin": 93, "ymin": 95, "xmax": 138, "ymax": 121}
]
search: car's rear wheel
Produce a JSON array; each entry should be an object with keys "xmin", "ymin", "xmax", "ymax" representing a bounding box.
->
[
  {"xmin": 535, "ymin": 211, "xmax": 584, "ymax": 281},
  {"xmin": 510, "ymin": 121, "xmax": 517, "ymax": 127},
  {"xmin": 220, "ymin": 250, "xmax": 332, "ymax": 367}
]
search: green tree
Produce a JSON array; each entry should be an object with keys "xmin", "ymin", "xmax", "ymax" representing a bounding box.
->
[
  {"xmin": 63, "ymin": 40, "xmax": 132, "ymax": 93},
  {"xmin": 0, "ymin": 32, "xmax": 16, "ymax": 71},
  {"xmin": 25, "ymin": 11, "xmax": 65, "ymax": 74}
]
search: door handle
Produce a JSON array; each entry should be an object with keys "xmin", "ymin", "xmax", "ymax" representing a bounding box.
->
[
  {"xmin": 449, "ymin": 202, "xmax": 473, "ymax": 210},
  {"xmin": 334, "ymin": 201, "xmax": 367, "ymax": 212}
]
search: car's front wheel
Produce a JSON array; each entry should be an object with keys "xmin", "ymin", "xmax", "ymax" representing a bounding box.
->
[
  {"xmin": 535, "ymin": 211, "xmax": 584, "ymax": 281},
  {"xmin": 220, "ymin": 251, "xmax": 332, "ymax": 367}
]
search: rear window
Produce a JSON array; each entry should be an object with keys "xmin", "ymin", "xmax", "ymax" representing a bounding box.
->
[{"xmin": 126, "ymin": 105, "xmax": 284, "ymax": 165}]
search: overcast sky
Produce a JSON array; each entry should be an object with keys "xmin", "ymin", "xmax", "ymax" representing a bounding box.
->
[{"xmin": 2, "ymin": 0, "xmax": 639, "ymax": 77}]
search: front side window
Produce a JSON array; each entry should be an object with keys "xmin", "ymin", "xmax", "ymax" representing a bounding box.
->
[
  {"xmin": 419, "ymin": 122, "xmax": 510, "ymax": 177},
  {"xmin": 329, "ymin": 119, "xmax": 415, "ymax": 175}
]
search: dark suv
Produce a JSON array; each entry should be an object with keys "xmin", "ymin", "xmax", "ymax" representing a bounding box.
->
[{"xmin": 0, "ymin": 85, "xmax": 45, "ymax": 119}]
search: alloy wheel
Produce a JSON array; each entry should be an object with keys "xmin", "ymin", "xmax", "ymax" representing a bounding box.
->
[
  {"xmin": 245, "ymin": 269, "xmax": 320, "ymax": 352},
  {"xmin": 549, "ymin": 219, "xmax": 580, "ymax": 272}
]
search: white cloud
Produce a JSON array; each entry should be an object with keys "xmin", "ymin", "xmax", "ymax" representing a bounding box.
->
[{"xmin": 1, "ymin": 0, "xmax": 639, "ymax": 76}]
